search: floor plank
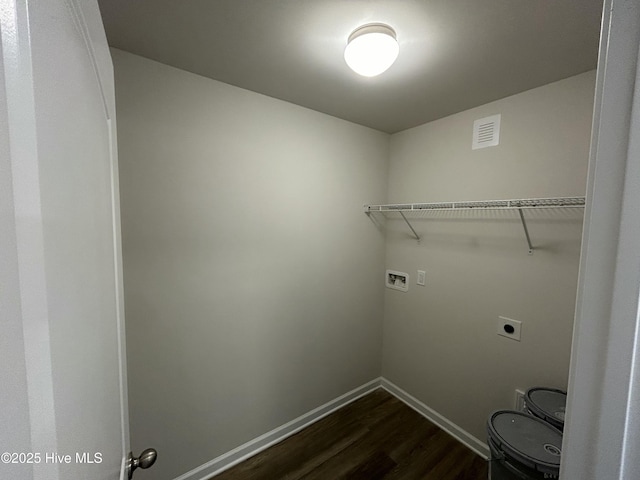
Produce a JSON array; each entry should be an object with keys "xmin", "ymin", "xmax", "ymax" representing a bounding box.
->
[{"xmin": 211, "ymin": 389, "xmax": 488, "ymax": 480}]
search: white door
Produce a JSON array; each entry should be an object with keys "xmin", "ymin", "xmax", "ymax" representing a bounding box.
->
[{"xmin": 0, "ymin": 1, "xmax": 144, "ymax": 479}]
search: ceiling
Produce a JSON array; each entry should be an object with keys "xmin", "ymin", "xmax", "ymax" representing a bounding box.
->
[{"xmin": 97, "ymin": 0, "xmax": 603, "ymax": 134}]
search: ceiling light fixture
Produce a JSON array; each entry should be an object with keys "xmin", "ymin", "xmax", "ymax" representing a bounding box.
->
[{"xmin": 344, "ymin": 23, "xmax": 399, "ymax": 77}]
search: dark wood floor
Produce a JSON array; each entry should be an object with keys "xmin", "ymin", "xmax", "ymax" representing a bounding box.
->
[{"xmin": 211, "ymin": 389, "xmax": 488, "ymax": 480}]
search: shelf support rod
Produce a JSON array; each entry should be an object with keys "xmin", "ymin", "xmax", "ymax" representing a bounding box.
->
[
  {"xmin": 399, "ymin": 211, "xmax": 421, "ymax": 242},
  {"xmin": 518, "ymin": 208, "xmax": 534, "ymax": 254}
]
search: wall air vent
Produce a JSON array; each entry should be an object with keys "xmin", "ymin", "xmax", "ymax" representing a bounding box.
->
[{"xmin": 472, "ymin": 114, "xmax": 501, "ymax": 150}]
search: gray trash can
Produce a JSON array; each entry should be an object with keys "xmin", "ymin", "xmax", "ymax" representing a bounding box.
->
[
  {"xmin": 487, "ymin": 410, "xmax": 562, "ymax": 480},
  {"xmin": 525, "ymin": 387, "xmax": 566, "ymax": 431}
]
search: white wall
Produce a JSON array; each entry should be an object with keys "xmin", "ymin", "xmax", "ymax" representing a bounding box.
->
[
  {"xmin": 112, "ymin": 49, "xmax": 389, "ymax": 480},
  {"xmin": 382, "ymin": 71, "xmax": 596, "ymax": 441},
  {"xmin": 0, "ymin": 33, "xmax": 33, "ymax": 480}
]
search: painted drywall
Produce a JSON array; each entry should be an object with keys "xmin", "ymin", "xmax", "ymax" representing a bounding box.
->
[
  {"xmin": 112, "ymin": 48, "xmax": 388, "ymax": 480},
  {"xmin": 382, "ymin": 71, "xmax": 595, "ymax": 442}
]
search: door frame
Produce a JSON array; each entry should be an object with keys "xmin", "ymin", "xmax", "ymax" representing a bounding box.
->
[{"xmin": 562, "ymin": 0, "xmax": 640, "ymax": 478}]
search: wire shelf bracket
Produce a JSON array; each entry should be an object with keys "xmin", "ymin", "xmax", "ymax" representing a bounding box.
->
[
  {"xmin": 364, "ymin": 196, "xmax": 586, "ymax": 254},
  {"xmin": 398, "ymin": 211, "xmax": 421, "ymax": 242}
]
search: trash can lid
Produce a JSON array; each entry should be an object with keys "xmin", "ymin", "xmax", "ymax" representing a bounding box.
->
[
  {"xmin": 525, "ymin": 387, "xmax": 567, "ymax": 429},
  {"xmin": 487, "ymin": 410, "xmax": 562, "ymax": 475}
]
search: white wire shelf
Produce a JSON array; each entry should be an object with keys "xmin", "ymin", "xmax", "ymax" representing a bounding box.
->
[
  {"xmin": 364, "ymin": 196, "xmax": 586, "ymax": 213},
  {"xmin": 364, "ymin": 196, "xmax": 586, "ymax": 254}
]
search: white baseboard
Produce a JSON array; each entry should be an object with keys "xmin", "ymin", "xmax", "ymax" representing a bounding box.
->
[
  {"xmin": 380, "ymin": 378, "xmax": 490, "ymax": 459},
  {"xmin": 173, "ymin": 378, "xmax": 383, "ymax": 480},
  {"xmin": 173, "ymin": 376, "xmax": 489, "ymax": 480}
]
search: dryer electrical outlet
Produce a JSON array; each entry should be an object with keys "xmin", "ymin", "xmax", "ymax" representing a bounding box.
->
[{"xmin": 497, "ymin": 316, "xmax": 522, "ymax": 341}]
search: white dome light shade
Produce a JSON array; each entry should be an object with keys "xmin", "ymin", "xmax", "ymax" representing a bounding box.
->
[{"xmin": 344, "ymin": 23, "xmax": 399, "ymax": 77}]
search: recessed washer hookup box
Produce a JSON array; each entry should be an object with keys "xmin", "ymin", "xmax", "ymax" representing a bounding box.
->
[{"xmin": 386, "ymin": 270, "xmax": 409, "ymax": 292}]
